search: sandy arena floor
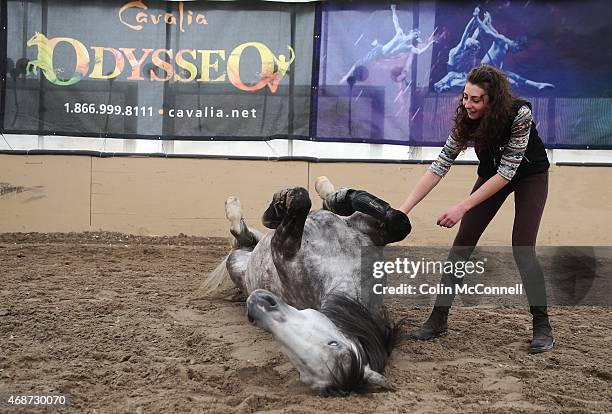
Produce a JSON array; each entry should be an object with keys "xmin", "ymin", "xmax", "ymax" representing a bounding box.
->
[{"xmin": 0, "ymin": 232, "xmax": 611, "ymax": 413}]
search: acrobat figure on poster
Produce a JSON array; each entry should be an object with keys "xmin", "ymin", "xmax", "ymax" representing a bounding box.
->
[
  {"xmin": 433, "ymin": 7, "xmax": 482, "ymax": 93},
  {"xmin": 476, "ymin": 11, "xmax": 554, "ymax": 90},
  {"xmin": 340, "ymin": 4, "xmax": 435, "ymax": 84},
  {"xmin": 273, "ymin": 47, "xmax": 296, "ymax": 81}
]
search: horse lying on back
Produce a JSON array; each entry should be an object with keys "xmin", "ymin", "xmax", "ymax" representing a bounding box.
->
[{"xmin": 204, "ymin": 177, "xmax": 411, "ymax": 395}]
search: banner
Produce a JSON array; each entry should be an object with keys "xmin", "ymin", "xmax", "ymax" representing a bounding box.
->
[
  {"xmin": 1, "ymin": 0, "xmax": 314, "ymax": 139},
  {"xmin": 2, "ymin": 1, "xmax": 612, "ymax": 148},
  {"xmin": 316, "ymin": 0, "xmax": 612, "ymax": 148}
]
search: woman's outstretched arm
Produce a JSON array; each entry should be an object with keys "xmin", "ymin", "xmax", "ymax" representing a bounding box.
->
[{"xmin": 398, "ymin": 170, "xmax": 442, "ymax": 214}]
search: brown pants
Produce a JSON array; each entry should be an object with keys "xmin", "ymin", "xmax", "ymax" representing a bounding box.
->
[
  {"xmin": 455, "ymin": 171, "xmax": 548, "ymax": 247},
  {"xmin": 435, "ymin": 171, "xmax": 549, "ymax": 309}
]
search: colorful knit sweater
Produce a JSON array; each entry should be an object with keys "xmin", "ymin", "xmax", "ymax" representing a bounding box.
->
[{"xmin": 429, "ymin": 105, "xmax": 533, "ymax": 181}]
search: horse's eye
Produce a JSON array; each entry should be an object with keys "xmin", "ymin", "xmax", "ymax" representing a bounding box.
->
[{"xmin": 327, "ymin": 341, "xmax": 338, "ymax": 347}]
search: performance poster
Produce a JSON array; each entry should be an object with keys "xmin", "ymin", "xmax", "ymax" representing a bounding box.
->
[
  {"xmin": 1, "ymin": 0, "xmax": 314, "ymax": 139},
  {"xmin": 2, "ymin": 0, "xmax": 611, "ymax": 148},
  {"xmin": 316, "ymin": 0, "xmax": 612, "ymax": 148}
]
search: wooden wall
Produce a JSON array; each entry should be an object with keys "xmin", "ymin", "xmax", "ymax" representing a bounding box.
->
[{"xmin": 1, "ymin": 154, "xmax": 610, "ymax": 245}]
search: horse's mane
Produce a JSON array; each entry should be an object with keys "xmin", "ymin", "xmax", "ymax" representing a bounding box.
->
[{"xmin": 320, "ymin": 293, "xmax": 403, "ymax": 396}]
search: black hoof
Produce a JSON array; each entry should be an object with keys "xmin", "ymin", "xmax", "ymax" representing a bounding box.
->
[
  {"xmin": 285, "ymin": 187, "xmax": 311, "ymax": 216},
  {"xmin": 262, "ymin": 187, "xmax": 311, "ymax": 229},
  {"xmin": 385, "ymin": 209, "xmax": 411, "ymax": 242},
  {"xmin": 262, "ymin": 189, "xmax": 288, "ymax": 229}
]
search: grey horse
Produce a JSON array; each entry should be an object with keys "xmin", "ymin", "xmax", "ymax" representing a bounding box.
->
[{"xmin": 205, "ymin": 177, "xmax": 411, "ymax": 395}]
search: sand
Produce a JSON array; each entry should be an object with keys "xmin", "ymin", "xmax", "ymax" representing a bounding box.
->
[{"xmin": 1, "ymin": 232, "xmax": 610, "ymax": 413}]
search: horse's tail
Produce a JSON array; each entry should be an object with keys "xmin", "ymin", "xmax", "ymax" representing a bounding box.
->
[{"xmin": 199, "ymin": 253, "xmax": 234, "ymax": 296}]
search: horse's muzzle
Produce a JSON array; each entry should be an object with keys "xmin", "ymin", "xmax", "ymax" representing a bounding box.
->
[{"xmin": 246, "ymin": 289, "xmax": 285, "ymax": 325}]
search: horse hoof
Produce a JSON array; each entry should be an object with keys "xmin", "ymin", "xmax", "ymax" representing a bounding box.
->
[
  {"xmin": 315, "ymin": 176, "xmax": 335, "ymax": 200},
  {"xmin": 286, "ymin": 187, "xmax": 311, "ymax": 214}
]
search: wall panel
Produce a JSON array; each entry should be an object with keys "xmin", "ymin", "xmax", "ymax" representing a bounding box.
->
[
  {"xmin": 1, "ymin": 154, "xmax": 610, "ymax": 246},
  {"xmin": 0, "ymin": 154, "xmax": 91, "ymax": 232}
]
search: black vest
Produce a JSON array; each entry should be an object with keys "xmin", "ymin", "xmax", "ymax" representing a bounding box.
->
[{"xmin": 475, "ymin": 99, "xmax": 550, "ymax": 181}]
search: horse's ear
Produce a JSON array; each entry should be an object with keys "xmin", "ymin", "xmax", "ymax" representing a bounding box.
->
[{"xmin": 364, "ymin": 366, "xmax": 396, "ymax": 392}]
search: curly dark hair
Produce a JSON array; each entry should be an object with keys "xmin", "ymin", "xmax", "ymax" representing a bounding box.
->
[{"xmin": 451, "ymin": 65, "xmax": 517, "ymax": 151}]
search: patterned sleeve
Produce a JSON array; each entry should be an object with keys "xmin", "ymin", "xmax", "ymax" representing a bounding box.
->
[
  {"xmin": 428, "ymin": 132, "xmax": 462, "ymax": 177},
  {"xmin": 498, "ymin": 105, "xmax": 532, "ymax": 181}
]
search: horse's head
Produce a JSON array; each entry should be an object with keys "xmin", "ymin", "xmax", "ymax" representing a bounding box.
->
[
  {"xmin": 247, "ymin": 289, "xmax": 400, "ymax": 396},
  {"xmin": 27, "ymin": 32, "xmax": 44, "ymax": 46}
]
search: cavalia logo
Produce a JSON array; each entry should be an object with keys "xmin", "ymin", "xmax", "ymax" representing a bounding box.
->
[
  {"xmin": 25, "ymin": 1, "xmax": 295, "ymax": 92},
  {"xmin": 118, "ymin": 0, "xmax": 208, "ymax": 32}
]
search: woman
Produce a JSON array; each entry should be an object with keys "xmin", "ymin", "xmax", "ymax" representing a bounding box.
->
[{"xmin": 399, "ymin": 64, "xmax": 553, "ymax": 353}]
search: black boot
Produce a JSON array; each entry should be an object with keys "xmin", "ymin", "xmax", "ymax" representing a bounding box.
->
[
  {"xmin": 324, "ymin": 189, "xmax": 392, "ymax": 219},
  {"xmin": 410, "ymin": 307, "xmax": 449, "ymax": 340},
  {"xmin": 322, "ymin": 188, "xmax": 356, "ymax": 216},
  {"xmin": 325, "ymin": 189, "xmax": 411, "ymax": 240},
  {"xmin": 529, "ymin": 306, "xmax": 554, "ymax": 353},
  {"xmin": 350, "ymin": 190, "xmax": 391, "ymax": 220}
]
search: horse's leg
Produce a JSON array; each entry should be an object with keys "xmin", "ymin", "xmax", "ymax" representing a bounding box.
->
[
  {"xmin": 315, "ymin": 176, "xmax": 411, "ymax": 245},
  {"xmin": 224, "ymin": 196, "xmax": 264, "ymax": 292},
  {"xmin": 226, "ymin": 196, "xmax": 261, "ymax": 249},
  {"xmin": 262, "ymin": 187, "xmax": 311, "ymax": 258},
  {"xmin": 226, "ymin": 249, "xmax": 250, "ymax": 293}
]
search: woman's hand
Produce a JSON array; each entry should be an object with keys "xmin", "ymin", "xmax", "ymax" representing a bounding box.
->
[{"xmin": 437, "ymin": 203, "xmax": 468, "ymax": 228}]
